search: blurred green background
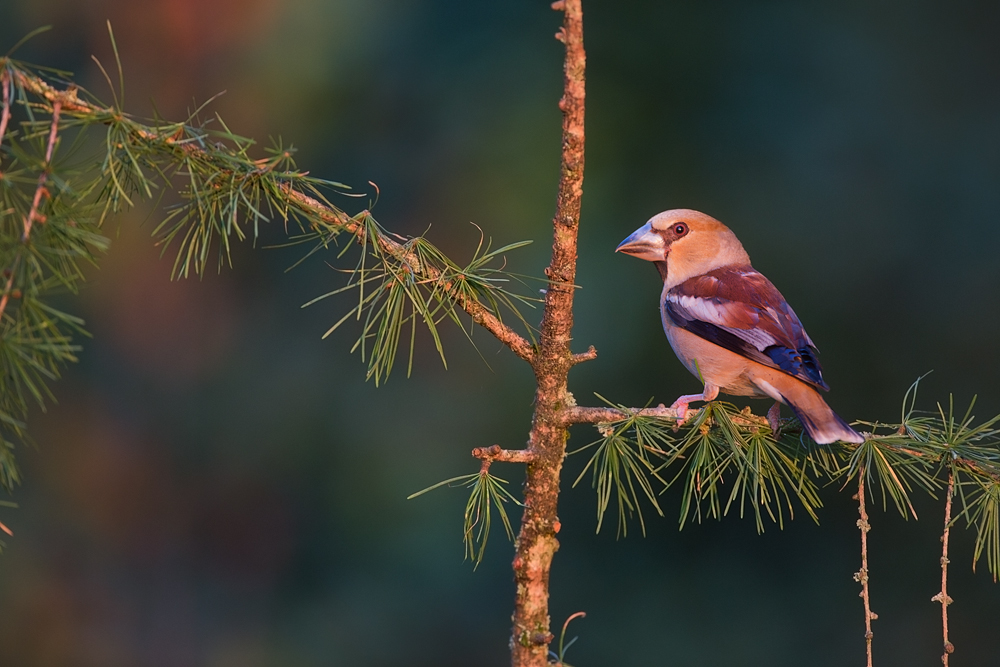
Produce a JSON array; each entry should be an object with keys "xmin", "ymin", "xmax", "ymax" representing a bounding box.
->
[{"xmin": 2, "ymin": 1, "xmax": 999, "ymax": 665}]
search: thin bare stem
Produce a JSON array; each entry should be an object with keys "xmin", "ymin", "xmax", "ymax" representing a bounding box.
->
[
  {"xmin": 563, "ymin": 404, "xmax": 680, "ymax": 423},
  {"xmin": 854, "ymin": 472, "xmax": 877, "ymax": 667},
  {"xmin": 0, "ymin": 69, "xmax": 11, "ymax": 159},
  {"xmin": 0, "ymin": 272, "xmax": 15, "ymax": 323},
  {"xmin": 23, "ymin": 100, "xmax": 61, "ymax": 239},
  {"xmin": 932, "ymin": 471, "xmax": 955, "ymax": 665}
]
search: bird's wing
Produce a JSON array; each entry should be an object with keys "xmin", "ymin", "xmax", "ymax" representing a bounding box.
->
[{"xmin": 662, "ymin": 265, "xmax": 829, "ymax": 390}]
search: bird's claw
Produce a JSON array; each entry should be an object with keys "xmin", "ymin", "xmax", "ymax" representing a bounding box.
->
[
  {"xmin": 767, "ymin": 401, "xmax": 782, "ymax": 439},
  {"xmin": 670, "ymin": 401, "xmax": 690, "ymax": 425}
]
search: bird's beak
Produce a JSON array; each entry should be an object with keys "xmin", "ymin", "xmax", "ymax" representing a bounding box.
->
[{"xmin": 616, "ymin": 222, "xmax": 666, "ymax": 262}]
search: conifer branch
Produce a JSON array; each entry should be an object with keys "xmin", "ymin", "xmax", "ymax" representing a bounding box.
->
[
  {"xmin": 283, "ymin": 187, "xmax": 536, "ymax": 363},
  {"xmin": 0, "ymin": 51, "xmax": 547, "ymax": 517}
]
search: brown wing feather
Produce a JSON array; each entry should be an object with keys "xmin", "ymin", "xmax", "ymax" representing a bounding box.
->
[{"xmin": 663, "ymin": 266, "xmax": 828, "ymax": 390}]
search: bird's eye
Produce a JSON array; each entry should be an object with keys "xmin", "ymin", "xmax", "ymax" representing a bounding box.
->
[{"xmin": 673, "ymin": 223, "xmax": 688, "ymax": 236}]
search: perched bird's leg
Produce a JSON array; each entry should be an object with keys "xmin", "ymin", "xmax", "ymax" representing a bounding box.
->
[
  {"xmin": 767, "ymin": 401, "xmax": 782, "ymax": 438},
  {"xmin": 669, "ymin": 383, "xmax": 719, "ymax": 424}
]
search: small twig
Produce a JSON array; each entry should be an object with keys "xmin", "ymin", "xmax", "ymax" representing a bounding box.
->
[
  {"xmin": 23, "ymin": 100, "xmax": 61, "ymax": 239},
  {"xmin": 854, "ymin": 471, "xmax": 877, "ymax": 667},
  {"xmin": 0, "ymin": 271, "xmax": 15, "ymax": 322},
  {"xmin": 0, "ymin": 69, "xmax": 11, "ymax": 160},
  {"xmin": 570, "ymin": 345, "xmax": 597, "ymax": 365},
  {"xmin": 472, "ymin": 444, "xmax": 536, "ymax": 465},
  {"xmin": 932, "ymin": 470, "xmax": 955, "ymax": 665},
  {"xmin": 6, "ymin": 65, "xmax": 538, "ymax": 365}
]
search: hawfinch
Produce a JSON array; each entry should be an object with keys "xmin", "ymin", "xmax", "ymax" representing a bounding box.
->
[{"xmin": 616, "ymin": 209, "xmax": 863, "ymax": 445}]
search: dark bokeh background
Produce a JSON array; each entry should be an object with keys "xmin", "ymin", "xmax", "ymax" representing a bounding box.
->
[{"xmin": 2, "ymin": 1, "xmax": 999, "ymax": 665}]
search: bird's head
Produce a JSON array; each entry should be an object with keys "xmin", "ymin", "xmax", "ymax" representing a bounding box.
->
[{"xmin": 616, "ymin": 209, "xmax": 750, "ymax": 287}]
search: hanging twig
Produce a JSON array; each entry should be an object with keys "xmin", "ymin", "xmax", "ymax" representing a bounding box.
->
[
  {"xmin": 23, "ymin": 100, "xmax": 61, "ymax": 239},
  {"xmin": 0, "ymin": 68, "xmax": 11, "ymax": 156},
  {"xmin": 0, "ymin": 69, "xmax": 14, "ymax": 323},
  {"xmin": 932, "ymin": 471, "xmax": 955, "ymax": 665},
  {"xmin": 854, "ymin": 471, "xmax": 878, "ymax": 667},
  {"xmin": 0, "ymin": 99, "xmax": 62, "ymax": 323}
]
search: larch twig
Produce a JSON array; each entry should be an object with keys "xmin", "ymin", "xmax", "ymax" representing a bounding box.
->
[{"xmin": 932, "ymin": 471, "xmax": 955, "ymax": 665}]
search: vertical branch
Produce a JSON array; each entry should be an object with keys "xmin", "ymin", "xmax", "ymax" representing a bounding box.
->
[
  {"xmin": 0, "ymin": 68, "xmax": 11, "ymax": 156},
  {"xmin": 0, "ymin": 97, "xmax": 61, "ymax": 323},
  {"xmin": 508, "ymin": 1, "xmax": 585, "ymax": 666},
  {"xmin": 0, "ymin": 272, "xmax": 14, "ymax": 323},
  {"xmin": 0, "ymin": 69, "xmax": 16, "ymax": 323},
  {"xmin": 932, "ymin": 471, "xmax": 955, "ymax": 665},
  {"xmin": 854, "ymin": 471, "xmax": 877, "ymax": 667},
  {"xmin": 23, "ymin": 100, "xmax": 62, "ymax": 239}
]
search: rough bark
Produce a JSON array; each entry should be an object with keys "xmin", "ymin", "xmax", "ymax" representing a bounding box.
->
[{"xmin": 508, "ymin": 2, "xmax": 585, "ymax": 665}]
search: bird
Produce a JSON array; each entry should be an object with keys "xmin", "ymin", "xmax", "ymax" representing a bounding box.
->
[{"xmin": 616, "ymin": 209, "xmax": 863, "ymax": 445}]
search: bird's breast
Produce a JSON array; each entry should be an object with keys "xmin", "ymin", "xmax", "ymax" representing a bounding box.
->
[{"xmin": 663, "ymin": 322, "xmax": 770, "ymax": 398}]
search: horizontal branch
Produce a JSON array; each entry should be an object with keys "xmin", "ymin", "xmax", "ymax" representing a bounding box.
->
[
  {"xmin": 563, "ymin": 402, "xmax": 777, "ymax": 430},
  {"xmin": 10, "ymin": 67, "xmax": 92, "ymax": 114},
  {"xmin": 570, "ymin": 345, "xmax": 597, "ymax": 365},
  {"xmin": 472, "ymin": 444, "xmax": 536, "ymax": 464},
  {"xmin": 563, "ymin": 404, "xmax": 682, "ymax": 424}
]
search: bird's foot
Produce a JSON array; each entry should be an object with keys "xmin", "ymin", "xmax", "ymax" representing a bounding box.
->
[
  {"xmin": 767, "ymin": 401, "xmax": 782, "ymax": 439},
  {"xmin": 669, "ymin": 392, "xmax": 711, "ymax": 425},
  {"xmin": 670, "ymin": 401, "xmax": 690, "ymax": 425}
]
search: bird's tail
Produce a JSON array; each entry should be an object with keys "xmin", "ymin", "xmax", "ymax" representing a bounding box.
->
[
  {"xmin": 751, "ymin": 371, "xmax": 864, "ymax": 445},
  {"xmin": 784, "ymin": 394, "xmax": 864, "ymax": 444}
]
